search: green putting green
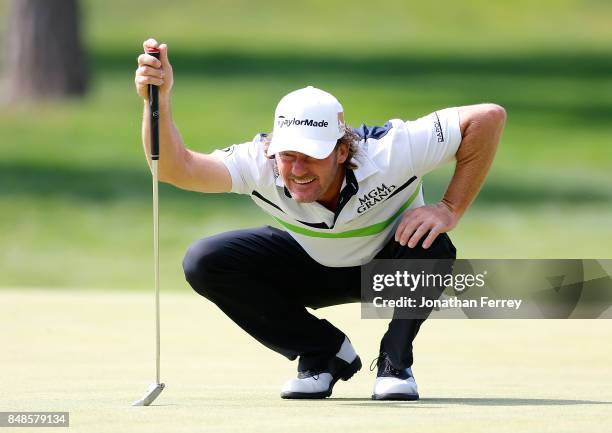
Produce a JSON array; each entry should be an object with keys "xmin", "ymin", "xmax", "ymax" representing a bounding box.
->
[{"xmin": 2, "ymin": 289, "xmax": 611, "ymax": 433}]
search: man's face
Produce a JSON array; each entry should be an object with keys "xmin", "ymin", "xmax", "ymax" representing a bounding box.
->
[{"xmin": 275, "ymin": 145, "xmax": 348, "ymax": 204}]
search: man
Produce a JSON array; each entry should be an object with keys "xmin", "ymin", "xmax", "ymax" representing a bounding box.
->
[{"xmin": 135, "ymin": 39, "xmax": 506, "ymax": 400}]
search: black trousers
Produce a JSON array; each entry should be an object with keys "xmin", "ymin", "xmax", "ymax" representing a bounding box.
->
[{"xmin": 183, "ymin": 225, "xmax": 456, "ymax": 371}]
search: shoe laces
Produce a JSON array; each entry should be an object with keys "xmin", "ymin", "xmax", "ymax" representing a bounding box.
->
[
  {"xmin": 298, "ymin": 370, "xmax": 320, "ymax": 380},
  {"xmin": 369, "ymin": 352, "xmax": 401, "ymax": 376}
]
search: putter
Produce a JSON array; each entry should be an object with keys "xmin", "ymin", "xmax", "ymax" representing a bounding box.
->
[{"xmin": 133, "ymin": 47, "xmax": 165, "ymax": 407}]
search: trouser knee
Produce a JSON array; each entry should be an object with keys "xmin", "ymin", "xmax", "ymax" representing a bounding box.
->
[
  {"xmin": 427, "ymin": 233, "xmax": 457, "ymax": 260},
  {"xmin": 182, "ymin": 237, "xmax": 226, "ymax": 299}
]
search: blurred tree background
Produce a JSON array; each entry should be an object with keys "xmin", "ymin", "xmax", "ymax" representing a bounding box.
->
[
  {"xmin": 0, "ymin": 0, "xmax": 611, "ymax": 290},
  {"xmin": 5, "ymin": 0, "xmax": 87, "ymax": 102}
]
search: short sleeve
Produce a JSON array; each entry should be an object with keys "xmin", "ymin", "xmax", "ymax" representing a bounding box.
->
[
  {"xmin": 401, "ymin": 108, "xmax": 462, "ymax": 177},
  {"xmin": 211, "ymin": 137, "xmax": 266, "ymax": 195}
]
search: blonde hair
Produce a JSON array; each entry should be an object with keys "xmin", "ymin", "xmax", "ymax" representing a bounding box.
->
[{"xmin": 262, "ymin": 126, "xmax": 360, "ymax": 170}]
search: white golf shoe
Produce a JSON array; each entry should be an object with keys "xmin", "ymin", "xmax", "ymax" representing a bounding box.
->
[
  {"xmin": 371, "ymin": 354, "xmax": 419, "ymax": 400},
  {"xmin": 281, "ymin": 337, "xmax": 362, "ymax": 399}
]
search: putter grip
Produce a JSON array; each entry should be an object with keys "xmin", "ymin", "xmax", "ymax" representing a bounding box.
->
[{"xmin": 146, "ymin": 48, "xmax": 161, "ymax": 160}]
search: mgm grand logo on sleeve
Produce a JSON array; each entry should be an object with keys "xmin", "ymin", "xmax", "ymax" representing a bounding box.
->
[{"xmin": 357, "ymin": 183, "xmax": 396, "ymax": 213}]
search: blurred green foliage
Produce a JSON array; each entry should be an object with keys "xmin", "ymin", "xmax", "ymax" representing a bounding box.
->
[{"xmin": 0, "ymin": 0, "xmax": 611, "ymax": 289}]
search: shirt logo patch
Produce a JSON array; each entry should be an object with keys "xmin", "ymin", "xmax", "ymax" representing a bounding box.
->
[
  {"xmin": 433, "ymin": 112, "xmax": 445, "ymax": 143},
  {"xmin": 357, "ymin": 183, "xmax": 396, "ymax": 214}
]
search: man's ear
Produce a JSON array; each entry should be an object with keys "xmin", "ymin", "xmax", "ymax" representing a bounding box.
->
[{"xmin": 336, "ymin": 143, "xmax": 349, "ymax": 165}]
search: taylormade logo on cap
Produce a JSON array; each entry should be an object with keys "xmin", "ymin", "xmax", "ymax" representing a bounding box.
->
[{"xmin": 277, "ymin": 116, "xmax": 329, "ymax": 128}]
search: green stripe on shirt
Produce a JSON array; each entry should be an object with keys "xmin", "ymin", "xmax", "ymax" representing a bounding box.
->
[{"xmin": 273, "ymin": 181, "xmax": 422, "ymax": 238}]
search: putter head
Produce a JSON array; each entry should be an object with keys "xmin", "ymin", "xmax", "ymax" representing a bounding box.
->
[{"xmin": 132, "ymin": 382, "xmax": 165, "ymax": 406}]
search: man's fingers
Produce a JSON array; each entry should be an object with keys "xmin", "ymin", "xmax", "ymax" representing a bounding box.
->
[
  {"xmin": 136, "ymin": 75, "xmax": 164, "ymax": 87},
  {"xmin": 397, "ymin": 218, "xmax": 422, "ymax": 246},
  {"xmin": 394, "ymin": 210, "xmax": 415, "ymax": 242},
  {"xmin": 407, "ymin": 224, "xmax": 430, "ymax": 248},
  {"xmin": 137, "ymin": 65, "xmax": 163, "ymax": 78},
  {"xmin": 159, "ymin": 43, "xmax": 170, "ymax": 67},
  {"xmin": 143, "ymin": 38, "xmax": 158, "ymax": 51},
  {"xmin": 395, "ymin": 203, "xmax": 454, "ymax": 247},
  {"xmin": 394, "ymin": 220, "xmax": 406, "ymax": 242},
  {"xmin": 421, "ymin": 227, "xmax": 441, "ymax": 249},
  {"xmin": 135, "ymin": 39, "xmax": 168, "ymax": 99},
  {"xmin": 397, "ymin": 222, "xmax": 419, "ymax": 245},
  {"xmin": 137, "ymin": 53, "xmax": 162, "ymax": 68}
]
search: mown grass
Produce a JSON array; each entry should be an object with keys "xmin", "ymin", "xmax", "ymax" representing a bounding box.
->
[
  {"xmin": 2, "ymin": 290, "xmax": 612, "ymax": 433},
  {"xmin": 0, "ymin": 0, "xmax": 611, "ymax": 289}
]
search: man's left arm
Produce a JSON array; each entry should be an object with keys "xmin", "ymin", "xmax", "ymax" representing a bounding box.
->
[{"xmin": 396, "ymin": 103, "xmax": 507, "ymax": 249}]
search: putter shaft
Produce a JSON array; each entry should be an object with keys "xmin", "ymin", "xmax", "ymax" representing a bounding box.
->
[{"xmin": 152, "ymin": 160, "xmax": 160, "ymax": 385}]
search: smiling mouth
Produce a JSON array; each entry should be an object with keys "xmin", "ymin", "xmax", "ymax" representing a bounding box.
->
[{"xmin": 292, "ymin": 177, "xmax": 316, "ymax": 185}]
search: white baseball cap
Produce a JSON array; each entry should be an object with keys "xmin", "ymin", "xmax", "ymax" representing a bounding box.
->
[{"xmin": 267, "ymin": 86, "xmax": 345, "ymax": 159}]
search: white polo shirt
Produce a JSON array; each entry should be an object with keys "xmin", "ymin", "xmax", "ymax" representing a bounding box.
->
[{"xmin": 212, "ymin": 108, "xmax": 462, "ymax": 267}]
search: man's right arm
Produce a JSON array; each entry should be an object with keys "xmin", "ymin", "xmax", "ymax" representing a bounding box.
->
[{"xmin": 136, "ymin": 39, "xmax": 231, "ymax": 193}]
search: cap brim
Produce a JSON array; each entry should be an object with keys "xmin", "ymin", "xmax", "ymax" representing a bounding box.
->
[{"xmin": 267, "ymin": 137, "xmax": 336, "ymax": 159}]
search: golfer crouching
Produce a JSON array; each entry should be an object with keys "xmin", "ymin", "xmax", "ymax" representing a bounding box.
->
[{"xmin": 135, "ymin": 39, "xmax": 506, "ymax": 400}]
